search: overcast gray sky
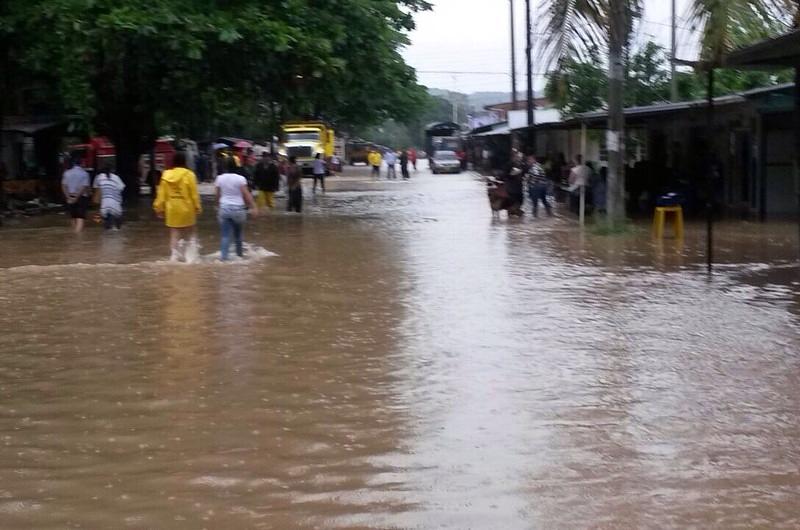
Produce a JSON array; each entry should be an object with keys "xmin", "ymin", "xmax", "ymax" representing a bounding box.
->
[{"xmin": 402, "ymin": 0, "xmax": 697, "ymax": 94}]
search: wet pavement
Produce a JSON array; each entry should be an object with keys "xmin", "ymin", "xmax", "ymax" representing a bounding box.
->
[{"xmin": 1, "ymin": 165, "xmax": 799, "ymax": 528}]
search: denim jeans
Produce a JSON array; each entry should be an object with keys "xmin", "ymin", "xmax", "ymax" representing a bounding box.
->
[
  {"xmin": 287, "ymin": 188, "xmax": 302, "ymax": 212},
  {"xmin": 219, "ymin": 205, "xmax": 247, "ymax": 260},
  {"xmin": 528, "ymin": 183, "xmax": 552, "ymax": 216},
  {"xmin": 102, "ymin": 211, "xmax": 123, "ymax": 230}
]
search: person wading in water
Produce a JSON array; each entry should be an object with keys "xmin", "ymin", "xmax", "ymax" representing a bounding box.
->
[
  {"xmin": 153, "ymin": 152, "xmax": 202, "ymax": 262},
  {"xmin": 215, "ymin": 158, "xmax": 259, "ymax": 260},
  {"xmin": 286, "ymin": 156, "xmax": 303, "ymax": 213}
]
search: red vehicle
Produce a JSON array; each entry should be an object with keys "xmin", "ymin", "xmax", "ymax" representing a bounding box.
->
[{"xmin": 68, "ymin": 137, "xmax": 176, "ymax": 178}]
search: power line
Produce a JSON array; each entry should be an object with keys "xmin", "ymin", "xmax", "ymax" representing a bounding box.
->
[
  {"xmin": 417, "ymin": 70, "xmax": 548, "ymax": 76},
  {"xmin": 416, "ymin": 70, "xmax": 509, "ymax": 76}
]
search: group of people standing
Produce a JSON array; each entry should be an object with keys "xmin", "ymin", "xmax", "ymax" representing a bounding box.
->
[
  {"xmin": 62, "ymin": 159, "xmax": 125, "ymax": 233},
  {"xmin": 500, "ymin": 150, "xmax": 607, "ymax": 217},
  {"xmin": 368, "ymin": 147, "xmax": 416, "ymax": 180},
  {"xmin": 154, "ymin": 152, "xmax": 307, "ymax": 261}
]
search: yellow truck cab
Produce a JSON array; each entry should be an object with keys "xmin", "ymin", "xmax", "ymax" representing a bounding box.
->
[{"xmin": 280, "ymin": 121, "xmax": 335, "ymax": 175}]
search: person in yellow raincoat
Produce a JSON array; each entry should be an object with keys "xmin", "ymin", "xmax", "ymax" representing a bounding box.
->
[
  {"xmin": 368, "ymin": 149, "xmax": 382, "ymax": 179},
  {"xmin": 153, "ymin": 152, "xmax": 202, "ymax": 262}
]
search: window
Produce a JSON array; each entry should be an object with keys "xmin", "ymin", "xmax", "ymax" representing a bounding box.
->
[{"xmin": 287, "ymin": 132, "xmax": 320, "ymax": 142}]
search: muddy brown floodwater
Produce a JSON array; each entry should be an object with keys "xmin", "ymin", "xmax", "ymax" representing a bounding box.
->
[{"xmin": 1, "ymin": 168, "xmax": 800, "ymax": 529}]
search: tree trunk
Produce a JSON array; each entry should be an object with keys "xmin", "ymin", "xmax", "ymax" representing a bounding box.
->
[
  {"xmin": 606, "ymin": 1, "xmax": 627, "ymax": 225},
  {"xmin": 706, "ymin": 68, "xmax": 715, "ymax": 272},
  {"xmin": 0, "ymin": 36, "xmax": 6, "ymax": 222},
  {"xmin": 525, "ymin": 0, "xmax": 535, "ymax": 154},
  {"xmin": 112, "ymin": 133, "xmax": 146, "ymax": 204},
  {"xmin": 795, "ymin": 65, "xmax": 800, "ymax": 256}
]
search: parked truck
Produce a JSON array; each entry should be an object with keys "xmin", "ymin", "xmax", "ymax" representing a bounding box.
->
[
  {"xmin": 67, "ymin": 136, "xmax": 186, "ymax": 181},
  {"xmin": 280, "ymin": 121, "xmax": 335, "ymax": 175}
]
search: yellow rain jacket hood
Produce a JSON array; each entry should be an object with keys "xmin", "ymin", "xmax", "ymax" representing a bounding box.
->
[{"xmin": 153, "ymin": 167, "xmax": 202, "ymax": 228}]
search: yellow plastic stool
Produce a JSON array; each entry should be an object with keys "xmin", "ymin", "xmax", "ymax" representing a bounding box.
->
[{"xmin": 653, "ymin": 206, "xmax": 684, "ymax": 239}]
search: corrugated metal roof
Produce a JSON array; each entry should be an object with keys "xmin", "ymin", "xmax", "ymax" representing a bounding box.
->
[
  {"xmin": 472, "ymin": 124, "xmax": 511, "ymax": 137},
  {"xmin": 572, "ymin": 94, "xmax": 745, "ymax": 124},
  {"xmin": 473, "ymin": 84, "xmax": 794, "ymax": 134}
]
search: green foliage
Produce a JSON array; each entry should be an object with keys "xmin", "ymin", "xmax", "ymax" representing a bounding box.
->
[
  {"xmin": 676, "ymin": 68, "xmax": 793, "ymax": 100},
  {"xmin": 689, "ymin": 0, "xmax": 792, "ymax": 62},
  {"xmin": 625, "ymin": 42, "xmax": 670, "ymax": 106},
  {"xmin": 6, "ymin": 0, "xmax": 432, "ymax": 134},
  {"xmin": 546, "ymin": 41, "xmax": 793, "ymax": 114},
  {"xmin": 545, "ymin": 49, "xmax": 607, "ymax": 116},
  {"xmin": 537, "ymin": 0, "xmax": 643, "ymax": 66},
  {"xmin": 3, "ymin": 0, "xmax": 432, "ymax": 190}
]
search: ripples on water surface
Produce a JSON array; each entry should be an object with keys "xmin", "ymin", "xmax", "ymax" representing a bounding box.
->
[{"xmin": 0, "ymin": 172, "xmax": 799, "ymax": 528}]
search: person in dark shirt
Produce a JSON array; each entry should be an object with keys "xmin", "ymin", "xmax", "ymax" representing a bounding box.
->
[
  {"xmin": 286, "ymin": 157, "xmax": 303, "ymax": 213},
  {"xmin": 503, "ymin": 150, "xmax": 525, "ymax": 216},
  {"xmin": 400, "ymin": 149, "xmax": 410, "ymax": 180},
  {"xmin": 253, "ymin": 153, "xmax": 279, "ymax": 209}
]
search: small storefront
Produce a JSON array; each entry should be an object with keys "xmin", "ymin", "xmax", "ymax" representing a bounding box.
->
[{"xmin": 1, "ymin": 117, "xmax": 66, "ymax": 201}]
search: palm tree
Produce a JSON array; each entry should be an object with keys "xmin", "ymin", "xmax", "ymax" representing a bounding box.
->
[
  {"xmin": 538, "ymin": 0, "xmax": 642, "ymax": 225},
  {"xmin": 689, "ymin": 0, "xmax": 790, "ymax": 65}
]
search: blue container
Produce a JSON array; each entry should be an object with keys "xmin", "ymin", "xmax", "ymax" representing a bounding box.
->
[{"xmin": 656, "ymin": 192, "xmax": 683, "ymax": 207}]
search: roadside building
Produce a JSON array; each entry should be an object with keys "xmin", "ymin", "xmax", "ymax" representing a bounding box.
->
[
  {"xmin": 495, "ymin": 84, "xmax": 799, "ymax": 219},
  {"xmin": 1, "ymin": 117, "xmax": 66, "ymax": 202}
]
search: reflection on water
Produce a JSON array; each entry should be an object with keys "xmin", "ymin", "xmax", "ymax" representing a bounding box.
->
[{"xmin": 0, "ymin": 172, "xmax": 799, "ymax": 528}]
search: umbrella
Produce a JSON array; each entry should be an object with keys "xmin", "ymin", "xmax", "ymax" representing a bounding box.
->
[
  {"xmin": 212, "ymin": 143, "xmax": 228, "ymax": 151},
  {"xmin": 234, "ymin": 140, "xmax": 253, "ymax": 149}
]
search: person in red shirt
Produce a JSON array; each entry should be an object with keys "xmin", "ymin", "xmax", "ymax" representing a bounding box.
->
[
  {"xmin": 408, "ymin": 148, "xmax": 417, "ymax": 171},
  {"xmin": 456, "ymin": 149, "xmax": 466, "ymax": 170}
]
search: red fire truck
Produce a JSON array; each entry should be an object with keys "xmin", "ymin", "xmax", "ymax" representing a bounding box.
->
[{"xmin": 68, "ymin": 137, "xmax": 177, "ymax": 178}]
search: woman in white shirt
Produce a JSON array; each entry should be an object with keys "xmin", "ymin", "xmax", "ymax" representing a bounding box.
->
[{"xmin": 214, "ymin": 159, "xmax": 258, "ymax": 261}]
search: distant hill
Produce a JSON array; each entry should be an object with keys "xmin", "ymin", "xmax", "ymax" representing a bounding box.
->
[
  {"xmin": 467, "ymin": 92, "xmax": 510, "ymax": 109},
  {"xmin": 427, "ymin": 88, "xmax": 539, "ymax": 113}
]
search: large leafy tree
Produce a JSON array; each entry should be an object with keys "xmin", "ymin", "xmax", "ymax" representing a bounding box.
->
[{"xmin": 7, "ymin": 0, "xmax": 431, "ymax": 197}]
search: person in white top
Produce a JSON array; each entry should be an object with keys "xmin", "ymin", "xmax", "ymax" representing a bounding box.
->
[
  {"xmin": 92, "ymin": 164, "xmax": 126, "ymax": 230},
  {"xmin": 569, "ymin": 154, "xmax": 591, "ymax": 190},
  {"xmin": 568, "ymin": 154, "xmax": 592, "ymax": 214},
  {"xmin": 214, "ymin": 158, "xmax": 258, "ymax": 261},
  {"xmin": 61, "ymin": 158, "xmax": 91, "ymax": 233},
  {"xmin": 384, "ymin": 150, "xmax": 398, "ymax": 179},
  {"xmin": 312, "ymin": 153, "xmax": 326, "ymax": 194}
]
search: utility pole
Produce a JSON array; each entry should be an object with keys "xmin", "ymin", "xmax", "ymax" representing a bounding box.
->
[
  {"xmin": 451, "ymin": 75, "xmax": 458, "ymax": 124},
  {"xmin": 510, "ymin": 0, "xmax": 518, "ymax": 110},
  {"xmin": 525, "ymin": 0, "xmax": 535, "ymax": 153},
  {"xmin": 670, "ymin": 0, "xmax": 678, "ymax": 101},
  {"xmin": 706, "ymin": 67, "xmax": 715, "ymax": 273}
]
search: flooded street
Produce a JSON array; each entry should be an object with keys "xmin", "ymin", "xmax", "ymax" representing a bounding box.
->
[{"xmin": 1, "ymin": 167, "xmax": 800, "ymax": 528}]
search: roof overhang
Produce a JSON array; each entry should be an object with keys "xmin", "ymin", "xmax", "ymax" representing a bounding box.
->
[
  {"xmin": 725, "ymin": 30, "xmax": 800, "ymax": 69},
  {"xmin": 1, "ymin": 120, "xmax": 62, "ymax": 135},
  {"xmin": 472, "ymin": 124, "xmax": 511, "ymax": 137}
]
